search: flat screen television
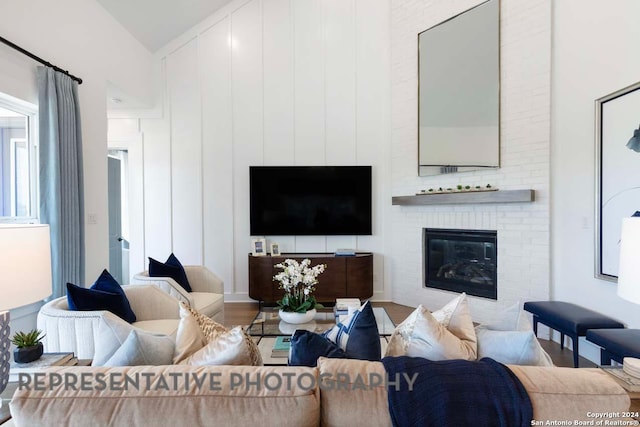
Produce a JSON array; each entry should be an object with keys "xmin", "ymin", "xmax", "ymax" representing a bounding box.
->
[{"xmin": 250, "ymin": 166, "xmax": 372, "ymax": 236}]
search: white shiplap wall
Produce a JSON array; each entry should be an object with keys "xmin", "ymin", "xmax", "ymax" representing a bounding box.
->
[{"xmin": 138, "ymin": 0, "xmax": 391, "ymax": 301}]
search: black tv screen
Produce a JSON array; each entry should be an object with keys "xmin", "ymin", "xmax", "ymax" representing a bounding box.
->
[{"xmin": 250, "ymin": 166, "xmax": 372, "ymax": 236}]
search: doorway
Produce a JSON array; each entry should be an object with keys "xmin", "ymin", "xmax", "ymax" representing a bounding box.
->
[{"xmin": 108, "ymin": 150, "xmax": 129, "ymax": 285}]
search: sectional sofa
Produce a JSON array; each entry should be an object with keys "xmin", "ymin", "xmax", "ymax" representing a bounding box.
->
[{"xmin": 8, "ymin": 358, "xmax": 630, "ymax": 426}]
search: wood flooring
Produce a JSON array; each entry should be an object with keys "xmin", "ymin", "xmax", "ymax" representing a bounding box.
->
[{"xmin": 223, "ymin": 301, "xmax": 597, "ymax": 369}]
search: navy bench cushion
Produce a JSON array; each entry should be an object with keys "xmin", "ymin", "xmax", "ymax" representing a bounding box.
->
[
  {"xmin": 586, "ymin": 329, "xmax": 640, "ymax": 359},
  {"xmin": 523, "ymin": 302, "xmax": 624, "ymax": 335}
]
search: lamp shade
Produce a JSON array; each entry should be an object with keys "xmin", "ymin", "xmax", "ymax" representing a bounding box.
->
[
  {"xmin": 618, "ymin": 217, "xmax": 640, "ymax": 304},
  {"xmin": 0, "ymin": 224, "xmax": 52, "ymax": 311}
]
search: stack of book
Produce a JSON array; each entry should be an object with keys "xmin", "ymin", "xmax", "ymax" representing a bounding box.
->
[
  {"xmin": 334, "ymin": 298, "xmax": 361, "ymax": 322},
  {"xmin": 9, "ymin": 352, "xmax": 77, "ymax": 382},
  {"xmin": 271, "ymin": 336, "xmax": 291, "ymax": 358},
  {"xmin": 334, "ymin": 249, "xmax": 356, "ymax": 256},
  {"xmin": 601, "ymin": 366, "xmax": 640, "ymax": 392}
]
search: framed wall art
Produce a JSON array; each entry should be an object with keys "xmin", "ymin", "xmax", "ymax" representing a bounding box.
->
[{"xmin": 596, "ymin": 81, "xmax": 640, "ymax": 280}]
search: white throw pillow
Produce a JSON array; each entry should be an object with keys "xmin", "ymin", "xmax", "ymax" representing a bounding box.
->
[
  {"xmin": 93, "ymin": 315, "xmax": 137, "ymax": 366},
  {"xmin": 475, "ymin": 329, "xmax": 553, "ymax": 366},
  {"xmin": 385, "ymin": 293, "xmax": 477, "ymax": 360},
  {"xmin": 475, "ymin": 302, "xmax": 553, "ymax": 366},
  {"xmin": 173, "ymin": 304, "xmax": 207, "ymax": 363},
  {"xmin": 103, "ymin": 330, "xmax": 175, "ymax": 366},
  {"xmin": 479, "ymin": 302, "xmax": 531, "ymax": 331}
]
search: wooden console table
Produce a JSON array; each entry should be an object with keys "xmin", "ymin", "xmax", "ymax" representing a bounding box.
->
[{"xmin": 248, "ymin": 252, "xmax": 373, "ymax": 303}]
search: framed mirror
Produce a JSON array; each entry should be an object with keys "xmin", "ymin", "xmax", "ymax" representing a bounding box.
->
[{"xmin": 418, "ymin": 0, "xmax": 500, "ymax": 176}]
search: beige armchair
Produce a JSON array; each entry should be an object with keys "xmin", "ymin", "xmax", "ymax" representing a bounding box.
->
[
  {"xmin": 132, "ymin": 265, "xmax": 224, "ymax": 322},
  {"xmin": 37, "ymin": 285, "xmax": 181, "ymax": 360}
]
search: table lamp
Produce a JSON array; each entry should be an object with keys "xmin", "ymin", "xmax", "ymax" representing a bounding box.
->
[
  {"xmin": 0, "ymin": 224, "xmax": 52, "ymax": 394},
  {"xmin": 618, "ymin": 217, "xmax": 640, "ymax": 305}
]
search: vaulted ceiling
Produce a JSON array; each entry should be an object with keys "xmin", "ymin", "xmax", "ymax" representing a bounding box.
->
[{"xmin": 96, "ymin": 0, "xmax": 233, "ymax": 52}]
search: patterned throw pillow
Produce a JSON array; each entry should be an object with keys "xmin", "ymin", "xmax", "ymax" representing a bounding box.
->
[
  {"xmin": 175, "ymin": 303, "xmax": 262, "ymax": 366},
  {"xmin": 384, "ymin": 293, "xmax": 477, "ymax": 361}
]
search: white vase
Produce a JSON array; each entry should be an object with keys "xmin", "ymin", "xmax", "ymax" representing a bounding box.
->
[{"xmin": 278, "ymin": 308, "xmax": 317, "ymax": 325}]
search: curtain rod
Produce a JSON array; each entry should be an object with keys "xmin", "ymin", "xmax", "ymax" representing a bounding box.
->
[{"xmin": 0, "ymin": 35, "xmax": 83, "ymax": 85}]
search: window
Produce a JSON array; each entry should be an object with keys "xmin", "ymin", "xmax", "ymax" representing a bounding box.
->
[{"xmin": 0, "ymin": 93, "xmax": 38, "ymax": 222}]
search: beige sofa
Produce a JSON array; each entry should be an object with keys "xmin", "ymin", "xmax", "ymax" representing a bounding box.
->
[{"xmin": 9, "ymin": 358, "xmax": 629, "ymax": 426}]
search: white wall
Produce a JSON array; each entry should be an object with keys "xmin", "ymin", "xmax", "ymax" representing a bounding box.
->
[
  {"xmin": 390, "ymin": 0, "xmax": 552, "ymax": 323},
  {"xmin": 0, "ymin": 0, "xmax": 154, "ymax": 329},
  {"xmin": 551, "ymin": 0, "xmax": 640, "ymax": 362},
  {"xmin": 132, "ymin": 0, "xmax": 391, "ymax": 301}
]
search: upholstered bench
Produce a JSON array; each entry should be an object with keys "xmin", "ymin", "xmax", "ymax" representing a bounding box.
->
[
  {"xmin": 523, "ymin": 301, "xmax": 624, "ymax": 367},
  {"xmin": 586, "ymin": 328, "xmax": 640, "ymax": 365}
]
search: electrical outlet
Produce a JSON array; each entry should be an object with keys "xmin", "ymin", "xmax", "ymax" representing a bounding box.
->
[
  {"xmin": 581, "ymin": 216, "xmax": 589, "ymax": 230},
  {"xmin": 88, "ymin": 214, "xmax": 97, "ymax": 225}
]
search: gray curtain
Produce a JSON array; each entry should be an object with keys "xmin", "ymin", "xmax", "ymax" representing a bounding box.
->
[{"xmin": 37, "ymin": 67, "xmax": 85, "ymax": 298}]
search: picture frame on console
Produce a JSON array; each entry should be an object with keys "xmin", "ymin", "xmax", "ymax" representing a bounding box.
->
[
  {"xmin": 251, "ymin": 238, "xmax": 267, "ymax": 256},
  {"xmin": 595, "ymin": 80, "xmax": 640, "ymax": 280},
  {"xmin": 270, "ymin": 243, "xmax": 281, "ymax": 257}
]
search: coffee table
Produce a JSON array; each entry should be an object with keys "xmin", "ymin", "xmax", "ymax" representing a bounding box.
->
[{"xmin": 246, "ymin": 307, "xmax": 395, "ymax": 365}]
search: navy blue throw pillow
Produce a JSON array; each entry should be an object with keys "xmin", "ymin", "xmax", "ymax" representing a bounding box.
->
[
  {"xmin": 66, "ymin": 270, "xmax": 136, "ymax": 323},
  {"xmin": 288, "ymin": 330, "xmax": 348, "ymax": 367},
  {"xmin": 148, "ymin": 253, "xmax": 192, "ymax": 292},
  {"xmin": 323, "ymin": 301, "xmax": 381, "ymax": 361}
]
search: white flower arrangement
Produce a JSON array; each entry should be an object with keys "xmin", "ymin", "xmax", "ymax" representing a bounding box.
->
[{"xmin": 273, "ymin": 258, "xmax": 326, "ymax": 312}]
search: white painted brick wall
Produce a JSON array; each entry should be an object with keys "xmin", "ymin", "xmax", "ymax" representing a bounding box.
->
[{"xmin": 390, "ymin": 0, "xmax": 551, "ymax": 322}]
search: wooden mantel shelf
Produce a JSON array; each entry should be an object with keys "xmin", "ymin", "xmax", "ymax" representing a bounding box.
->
[{"xmin": 391, "ymin": 189, "xmax": 535, "ymax": 206}]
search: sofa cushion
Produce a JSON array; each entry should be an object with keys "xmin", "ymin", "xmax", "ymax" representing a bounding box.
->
[
  {"xmin": 475, "ymin": 303, "xmax": 553, "ymax": 366},
  {"xmin": 149, "ymin": 253, "xmax": 192, "ymax": 293},
  {"xmin": 317, "ymin": 357, "xmax": 391, "ymax": 427},
  {"xmin": 9, "ymin": 365, "xmax": 321, "ymax": 427},
  {"xmin": 322, "ymin": 301, "xmax": 381, "ymax": 361},
  {"xmin": 508, "ymin": 365, "xmax": 630, "ymax": 422},
  {"xmin": 289, "ymin": 330, "xmax": 347, "ymax": 367},
  {"xmin": 66, "ymin": 270, "xmax": 136, "ymax": 323},
  {"xmin": 191, "ymin": 292, "xmax": 224, "ymax": 318},
  {"xmin": 103, "ymin": 329, "xmax": 175, "ymax": 366},
  {"xmin": 385, "ymin": 293, "xmax": 477, "ymax": 360}
]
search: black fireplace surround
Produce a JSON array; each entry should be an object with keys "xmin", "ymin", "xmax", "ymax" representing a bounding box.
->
[{"xmin": 424, "ymin": 228, "xmax": 497, "ymax": 300}]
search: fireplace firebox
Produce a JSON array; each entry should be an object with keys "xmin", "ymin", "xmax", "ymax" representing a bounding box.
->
[{"xmin": 423, "ymin": 228, "xmax": 497, "ymax": 300}]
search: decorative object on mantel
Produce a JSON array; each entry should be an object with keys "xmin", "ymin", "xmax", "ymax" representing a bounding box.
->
[
  {"xmin": 417, "ymin": 184, "xmax": 497, "ymax": 195},
  {"xmin": 392, "ymin": 189, "xmax": 535, "ymax": 206},
  {"xmin": 274, "ymin": 258, "xmax": 326, "ymax": 324}
]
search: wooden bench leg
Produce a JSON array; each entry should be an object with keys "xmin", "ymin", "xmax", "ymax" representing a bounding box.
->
[{"xmin": 572, "ymin": 335, "xmax": 579, "ymax": 368}]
